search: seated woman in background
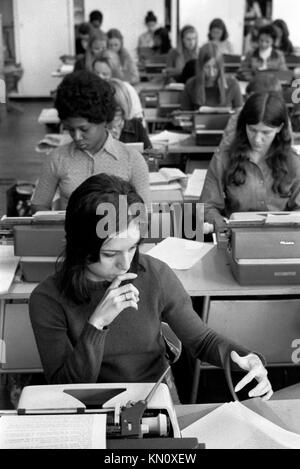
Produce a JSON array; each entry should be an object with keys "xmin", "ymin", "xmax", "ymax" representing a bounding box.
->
[
  {"xmin": 75, "ymin": 22, "xmax": 91, "ymax": 56},
  {"xmin": 272, "ymin": 19, "xmax": 294, "ymax": 55},
  {"xmin": 137, "ymin": 11, "xmax": 158, "ymax": 59},
  {"xmin": 239, "ymin": 24, "xmax": 287, "ymax": 81},
  {"xmin": 107, "ymin": 28, "xmax": 140, "ymax": 85},
  {"xmin": 200, "ymin": 91, "xmax": 300, "ymax": 231},
  {"xmin": 152, "ymin": 27, "xmax": 172, "ymax": 55},
  {"xmin": 74, "ymin": 33, "xmax": 107, "ymax": 71},
  {"xmin": 93, "ymin": 57, "xmax": 144, "ymax": 121},
  {"xmin": 218, "ymin": 73, "xmax": 284, "ymax": 153},
  {"xmin": 165, "ymin": 25, "xmax": 198, "ymax": 81},
  {"xmin": 207, "ymin": 18, "xmax": 234, "ymax": 55},
  {"xmin": 108, "ymin": 78, "xmax": 151, "ymax": 149},
  {"xmin": 243, "ymin": 17, "xmax": 269, "ymax": 54},
  {"xmin": 31, "ymin": 71, "xmax": 150, "ymax": 212},
  {"xmin": 180, "ymin": 43, "xmax": 243, "ymax": 111},
  {"xmin": 29, "ymin": 172, "xmax": 272, "ymax": 402}
]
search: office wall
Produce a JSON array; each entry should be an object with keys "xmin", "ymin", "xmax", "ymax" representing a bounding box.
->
[
  {"xmin": 13, "ymin": 0, "xmax": 74, "ymax": 97},
  {"xmin": 179, "ymin": 0, "xmax": 246, "ymax": 54},
  {"xmin": 84, "ymin": 0, "xmax": 165, "ymax": 59},
  {"xmin": 272, "ymin": 0, "xmax": 300, "ymax": 49}
]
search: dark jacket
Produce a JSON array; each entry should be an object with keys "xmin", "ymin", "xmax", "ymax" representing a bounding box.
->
[{"xmin": 120, "ymin": 118, "xmax": 152, "ymax": 149}]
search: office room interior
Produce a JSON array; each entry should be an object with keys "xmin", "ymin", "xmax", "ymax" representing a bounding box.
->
[{"xmin": 0, "ymin": 0, "xmax": 300, "ymax": 450}]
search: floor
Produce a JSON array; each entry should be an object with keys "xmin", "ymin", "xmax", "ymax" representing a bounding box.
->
[
  {"xmin": 0, "ymin": 100, "xmax": 300, "ymax": 409},
  {"xmin": 0, "ymin": 100, "xmax": 48, "ymax": 217}
]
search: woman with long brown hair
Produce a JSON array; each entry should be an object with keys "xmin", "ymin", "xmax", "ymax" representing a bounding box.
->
[
  {"xmin": 200, "ymin": 91, "xmax": 300, "ymax": 229},
  {"xmin": 180, "ymin": 42, "xmax": 243, "ymax": 110}
]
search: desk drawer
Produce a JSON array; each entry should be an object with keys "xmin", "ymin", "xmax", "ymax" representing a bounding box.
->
[
  {"xmin": 1, "ymin": 302, "xmax": 42, "ymax": 370},
  {"xmin": 207, "ymin": 298, "xmax": 300, "ymax": 365}
]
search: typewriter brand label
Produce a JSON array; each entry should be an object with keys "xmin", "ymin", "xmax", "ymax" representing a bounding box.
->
[
  {"xmin": 280, "ymin": 241, "xmax": 295, "ymax": 245},
  {"xmin": 274, "ymin": 271, "xmax": 296, "ymax": 276}
]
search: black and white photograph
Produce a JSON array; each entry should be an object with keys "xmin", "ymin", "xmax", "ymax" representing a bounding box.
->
[{"xmin": 0, "ymin": 0, "xmax": 300, "ymax": 453}]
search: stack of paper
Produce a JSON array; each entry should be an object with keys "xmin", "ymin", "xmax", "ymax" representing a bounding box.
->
[
  {"xmin": 0, "ymin": 414, "xmax": 106, "ymax": 449},
  {"xmin": 150, "ymin": 130, "xmax": 190, "ymax": 145},
  {"xmin": 146, "ymin": 237, "xmax": 205, "ymax": 269},
  {"xmin": 150, "ymin": 167, "xmax": 187, "ymax": 185},
  {"xmin": 182, "ymin": 401, "xmax": 300, "ymax": 449},
  {"xmin": 199, "ymin": 106, "xmax": 233, "ymax": 114},
  {"xmin": 184, "ymin": 169, "xmax": 207, "ymax": 198},
  {"xmin": 38, "ymin": 108, "xmax": 60, "ymax": 124}
]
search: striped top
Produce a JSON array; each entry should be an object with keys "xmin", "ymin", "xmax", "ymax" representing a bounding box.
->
[{"xmin": 32, "ymin": 132, "xmax": 150, "ymax": 209}]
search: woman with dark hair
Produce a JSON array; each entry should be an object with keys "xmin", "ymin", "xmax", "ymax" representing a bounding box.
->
[
  {"xmin": 137, "ymin": 11, "xmax": 158, "ymax": 55},
  {"xmin": 165, "ymin": 25, "xmax": 198, "ymax": 81},
  {"xmin": 208, "ymin": 18, "xmax": 234, "ymax": 55},
  {"xmin": 152, "ymin": 27, "xmax": 172, "ymax": 54},
  {"xmin": 29, "ymin": 172, "xmax": 272, "ymax": 402},
  {"xmin": 239, "ymin": 24, "xmax": 288, "ymax": 81},
  {"xmin": 31, "ymin": 71, "xmax": 149, "ymax": 212},
  {"xmin": 200, "ymin": 91, "xmax": 300, "ymax": 230},
  {"xmin": 180, "ymin": 42, "xmax": 243, "ymax": 110},
  {"xmin": 272, "ymin": 19, "xmax": 294, "ymax": 55},
  {"xmin": 107, "ymin": 28, "xmax": 140, "ymax": 85}
]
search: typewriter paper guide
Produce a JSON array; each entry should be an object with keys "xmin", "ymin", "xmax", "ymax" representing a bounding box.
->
[{"xmin": 18, "ymin": 382, "xmax": 173, "ymax": 412}]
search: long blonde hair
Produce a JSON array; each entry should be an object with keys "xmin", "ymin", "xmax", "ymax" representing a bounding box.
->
[
  {"xmin": 84, "ymin": 33, "xmax": 107, "ymax": 71},
  {"xmin": 177, "ymin": 25, "xmax": 199, "ymax": 65},
  {"xmin": 195, "ymin": 42, "xmax": 227, "ymax": 106}
]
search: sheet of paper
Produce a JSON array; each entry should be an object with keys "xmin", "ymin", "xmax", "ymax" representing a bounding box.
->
[
  {"xmin": 265, "ymin": 212, "xmax": 300, "ymax": 224},
  {"xmin": 38, "ymin": 108, "xmax": 60, "ymax": 124},
  {"xmin": 147, "ymin": 237, "xmax": 205, "ymax": 269},
  {"xmin": 182, "ymin": 402, "xmax": 300, "ymax": 449},
  {"xmin": 199, "ymin": 106, "xmax": 233, "ymax": 114},
  {"xmin": 0, "ymin": 414, "xmax": 106, "ymax": 449},
  {"xmin": 0, "ymin": 245, "xmax": 19, "ymax": 294},
  {"xmin": 150, "ymin": 182, "xmax": 182, "ymax": 191},
  {"xmin": 150, "ymin": 130, "xmax": 191, "ymax": 145},
  {"xmin": 184, "ymin": 170, "xmax": 207, "ymax": 198}
]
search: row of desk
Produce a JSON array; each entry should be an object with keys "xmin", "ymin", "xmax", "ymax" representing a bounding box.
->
[{"xmin": 1, "ymin": 243, "xmax": 300, "ymax": 406}]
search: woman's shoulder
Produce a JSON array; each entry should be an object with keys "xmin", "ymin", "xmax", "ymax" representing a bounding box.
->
[
  {"xmin": 225, "ymin": 73, "xmax": 240, "ymax": 87},
  {"xmin": 138, "ymin": 252, "xmax": 176, "ymax": 280},
  {"xmin": 185, "ymin": 76, "xmax": 197, "ymax": 89},
  {"xmin": 30, "ymin": 274, "xmax": 60, "ymax": 300}
]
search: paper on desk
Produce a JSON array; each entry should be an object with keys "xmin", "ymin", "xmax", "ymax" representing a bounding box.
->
[
  {"xmin": 38, "ymin": 108, "xmax": 60, "ymax": 124},
  {"xmin": 147, "ymin": 237, "xmax": 204, "ymax": 269},
  {"xmin": 184, "ymin": 169, "xmax": 207, "ymax": 198},
  {"xmin": 0, "ymin": 414, "xmax": 106, "ymax": 449},
  {"xmin": 150, "ymin": 182, "xmax": 182, "ymax": 191},
  {"xmin": 150, "ymin": 130, "xmax": 190, "ymax": 145},
  {"xmin": 264, "ymin": 212, "xmax": 300, "ymax": 224},
  {"xmin": 0, "ymin": 245, "xmax": 19, "ymax": 294},
  {"xmin": 182, "ymin": 401, "xmax": 300, "ymax": 449}
]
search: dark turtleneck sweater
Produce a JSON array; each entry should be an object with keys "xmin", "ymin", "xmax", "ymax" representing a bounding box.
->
[{"xmin": 29, "ymin": 253, "xmax": 253, "ymax": 386}]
